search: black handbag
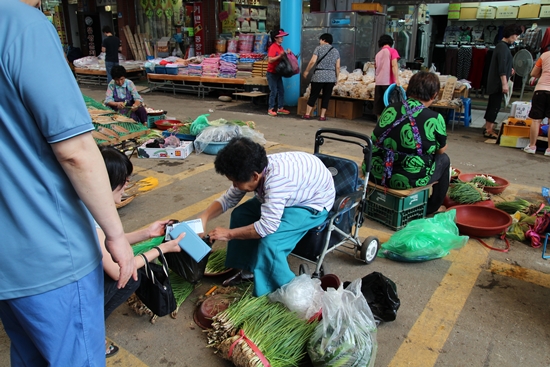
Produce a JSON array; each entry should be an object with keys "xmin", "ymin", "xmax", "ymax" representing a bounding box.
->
[{"xmin": 135, "ymin": 247, "xmax": 176, "ymax": 317}]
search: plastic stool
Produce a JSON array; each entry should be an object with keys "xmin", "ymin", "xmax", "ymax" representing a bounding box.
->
[
  {"xmin": 448, "ymin": 97, "xmax": 471, "ymax": 130},
  {"xmin": 542, "ymin": 233, "xmax": 550, "ymax": 259}
]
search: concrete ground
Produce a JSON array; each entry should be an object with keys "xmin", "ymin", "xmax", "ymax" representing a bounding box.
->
[{"xmin": 1, "ymin": 85, "xmax": 550, "ymax": 367}]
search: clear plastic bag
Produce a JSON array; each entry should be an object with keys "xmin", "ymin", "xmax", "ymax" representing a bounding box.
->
[
  {"xmin": 194, "ymin": 125, "xmax": 266, "ymax": 154},
  {"xmin": 268, "ymin": 274, "xmax": 324, "ymax": 320},
  {"xmin": 379, "ymin": 210, "xmax": 468, "ymax": 262},
  {"xmin": 308, "ymin": 279, "xmax": 378, "ymax": 367}
]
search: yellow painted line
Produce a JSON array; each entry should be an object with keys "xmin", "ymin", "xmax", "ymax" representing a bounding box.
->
[
  {"xmin": 388, "ymin": 238, "xmax": 491, "ymax": 367},
  {"xmin": 488, "ymin": 259, "xmax": 550, "ymax": 289},
  {"xmin": 106, "ymin": 342, "xmax": 148, "ymax": 367},
  {"xmin": 157, "ymin": 191, "xmax": 226, "ymax": 222}
]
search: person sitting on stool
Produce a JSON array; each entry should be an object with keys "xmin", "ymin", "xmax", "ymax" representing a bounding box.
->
[{"xmin": 104, "ymin": 65, "xmax": 147, "ymax": 124}]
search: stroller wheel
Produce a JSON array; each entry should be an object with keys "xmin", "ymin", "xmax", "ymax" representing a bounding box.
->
[
  {"xmin": 319, "ymin": 263, "xmax": 329, "ymax": 277},
  {"xmin": 299, "ymin": 263, "xmax": 310, "ymax": 275},
  {"xmin": 361, "ymin": 236, "xmax": 380, "ymax": 264}
]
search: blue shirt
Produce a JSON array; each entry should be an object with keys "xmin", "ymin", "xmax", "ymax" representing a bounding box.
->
[
  {"xmin": 0, "ymin": 0, "xmax": 101, "ymax": 299},
  {"xmin": 216, "ymin": 152, "xmax": 335, "ymax": 237}
]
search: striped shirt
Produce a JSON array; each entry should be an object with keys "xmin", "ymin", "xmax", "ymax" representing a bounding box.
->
[{"xmin": 216, "ymin": 152, "xmax": 335, "ymax": 237}]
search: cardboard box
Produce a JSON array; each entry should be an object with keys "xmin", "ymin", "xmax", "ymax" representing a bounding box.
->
[
  {"xmin": 541, "ymin": 5, "xmax": 550, "ymax": 18},
  {"xmin": 298, "ymin": 96, "xmax": 318, "ymax": 117},
  {"xmin": 137, "ymin": 141, "xmax": 193, "ymax": 159},
  {"xmin": 476, "ymin": 6, "xmax": 497, "ymax": 19},
  {"xmin": 335, "ymin": 99, "xmax": 364, "ymax": 120},
  {"xmin": 461, "ymin": 2, "xmax": 479, "ymax": 7},
  {"xmin": 460, "ymin": 7, "xmax": 477, "ymax": 20},
  {"xmin": 351, "ymin": 3, "xmax": 383, "ymax": 13},
  {"xmin": 448, "ymin": 3, "xmax": 461, "ymax": 20},
  {"xmin": 518, "ymin": 4, "xmax": 541, "ymax": 19},
  {"xmin": 499, "ymin": 136, "xmax": 530, "ymax": 148},
  {"xmin": 496, "ymin": 6, "xmax": 519, "ymax": 19},
  {"xmin": 319, "ymin": 98, "xmax": 336, "ymax": 118}
]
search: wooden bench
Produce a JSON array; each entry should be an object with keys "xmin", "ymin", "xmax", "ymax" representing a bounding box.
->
[
  {"xmin": 146, "ymin": 73, "xmax": 202, "ymax": 96},
  {"xmin": 200, "ymin": 77, "xmax": 246, "ymax": 98},
  {"xmin": 233, "ymin": 91, "xmax": 268, "ymax": 104}
]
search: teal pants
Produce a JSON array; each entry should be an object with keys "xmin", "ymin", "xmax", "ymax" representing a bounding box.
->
[{"xmin": 226, "ymin": 198, "xmax": 328, "ymax": 296}]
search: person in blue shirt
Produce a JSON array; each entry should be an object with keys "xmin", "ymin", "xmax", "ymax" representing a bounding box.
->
[{"xmin": 0, "ymin": 1, "xmax": 136, "ymax": 365}]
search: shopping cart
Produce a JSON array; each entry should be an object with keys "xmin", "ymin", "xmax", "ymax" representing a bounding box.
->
[{"xmin": 291, "ymin": 128, "xmax": 380, "ymax": 278}]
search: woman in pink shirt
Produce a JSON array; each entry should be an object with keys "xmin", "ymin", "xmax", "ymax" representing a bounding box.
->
[
  {"xmin": 374, "ymin": 35, "xmax": 400, "ymax": 118},
  {"xmin": 524, "ymin": 53, "xmax": 550, "ymax": 156}
]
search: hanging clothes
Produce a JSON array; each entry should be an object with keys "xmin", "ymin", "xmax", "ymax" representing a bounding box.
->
[
  {"xmin": 541, "ymin": 27, "xmax": 550, "ymax": 53},
  {"xmin": 523, "ymin": 27, "xmax": 542, "ymax": 57},
  {"xmin": 468, "ymin": 47, "xmax": 488, "ymax": 90},
  {"xmin": 456, "ymin": 46, "xmax": 473, "ymax": 80},
  {"xmin": 432, "ymin": 45, "xmax": 446, "ymax": 74},
  {"xmin": 445, "ymin": 47, "xmax": 458, "ymax": 77}
]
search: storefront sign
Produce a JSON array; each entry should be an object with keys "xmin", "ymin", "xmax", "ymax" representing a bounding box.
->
[{"xmin": 193, "ymin": 2, "xmax": 204, "ymax": 56}]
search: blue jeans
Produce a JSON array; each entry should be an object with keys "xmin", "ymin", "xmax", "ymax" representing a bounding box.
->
[
  {"xmin": 267, "ymin": 72, "xmax": 284, "ymax": 111},
  {"xmin": 104, "ymin": 271, "xmax": 141, "ymax": 319},
  {"xmin": 0, "ymin": 264, "xmax": 105, "ymax": 366},
  {"xmin": 105, "ymin": 61, "xmax": 119, "ymax": 84}
]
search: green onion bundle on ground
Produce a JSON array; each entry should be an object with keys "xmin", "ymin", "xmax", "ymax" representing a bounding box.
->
[
  {"xmin": 495, "ymin": 199, "xmax": 531, "ymax": 214},
  {"xmin": 208, "ymin": 290, "xmax": 318, "ymax": 367},
  {"xmin": 205, "ymin": 249, "xmax": 228, "ymax": 274},
  {"xmin": 169, "ymin": 271, "xmax": 194, "ymax": 318},
  {"xmin": 448, "ymin": 182, "xmax": 490, "ymax": 204}
]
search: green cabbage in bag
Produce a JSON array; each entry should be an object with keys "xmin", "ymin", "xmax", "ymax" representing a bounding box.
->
[{"xmin": 378, "ymin": 210, "xmax": 468, "ymax": 262}]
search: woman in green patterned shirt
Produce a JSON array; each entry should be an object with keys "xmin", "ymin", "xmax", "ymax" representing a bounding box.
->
[{"xmin": 370, "ymin": 71, "xmax": 450, "ymax": 215}]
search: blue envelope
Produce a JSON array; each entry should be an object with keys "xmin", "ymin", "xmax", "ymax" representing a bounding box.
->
[{"xmin": 168, "ymin": 222, "xmax": 211, "ymax": 263}]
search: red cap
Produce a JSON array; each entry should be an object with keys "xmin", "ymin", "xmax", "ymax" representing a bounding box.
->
[{"xmin": 276, "ymin": 30, "xmax": 289, "ymax": 37}]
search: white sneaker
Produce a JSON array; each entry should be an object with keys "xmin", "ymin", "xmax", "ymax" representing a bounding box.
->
[
  {"xmin": 545, "ymin": 149, "xmax": 550, "ymax": 156},
  {"xmin": 523, "ymin": 145, "xmax": 536, "ymax": 154}
]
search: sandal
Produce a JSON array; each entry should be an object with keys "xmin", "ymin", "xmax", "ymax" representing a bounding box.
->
[
  {"xmin": 483, "ymin": 130, "xmax": 498, "ymax": 139},
  {"xmin": 302, "ymin": 114, "xmax": 311, "ymax": 120},
  {"xmin": 319, "ymin": 116, "xmax": 327, "ymax": 121},
  {"xmin": 106, "ymin": 343, "xmax": 119, "ymax": 358}
]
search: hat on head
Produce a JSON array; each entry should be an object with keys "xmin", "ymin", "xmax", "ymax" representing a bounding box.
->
[{"xmin": 276, "ymin": 30, "xmax": 289, "ymax": 37}]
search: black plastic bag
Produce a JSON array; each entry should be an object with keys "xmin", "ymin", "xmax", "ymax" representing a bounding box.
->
[
  {"xmin": 345, "ymin": 272, "xmax": 400, "ymax": 322},
  {"xmin": 164, "ymin": 237, "xmax": 212, "ymax": 283},
  {"xmin": 275, "ymin": 53, "xmax": 296, "ymax": 78}
]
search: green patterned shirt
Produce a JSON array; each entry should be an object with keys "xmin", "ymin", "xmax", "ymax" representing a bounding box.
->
[{"xmin": 370, "ymin": 98, "xmax": 447, "ymax": 189}]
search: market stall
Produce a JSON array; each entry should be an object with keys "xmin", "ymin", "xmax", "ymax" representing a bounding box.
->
[{"xmin": 74, "ymin": 57, "xmax": 145, "ymax": 86}]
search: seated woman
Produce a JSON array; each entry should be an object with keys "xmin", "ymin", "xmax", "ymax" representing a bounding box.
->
[
  {"xmin": 104, "ymin": 65, "xmax": 147, "ymax": 123},
  {"xmin": 97, "ymin": 147, "xmax": 185, "ymax": 358},
  {"xmin": 370, "ymin": 71, "xmax": 450, "ymax": 215}
]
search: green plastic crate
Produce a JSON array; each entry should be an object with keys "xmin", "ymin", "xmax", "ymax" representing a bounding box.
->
[
  {"xmin": 147, "ymin": 114, "xmax": 166, "ymax": 128},
  {"xmin": 367, "ymin": 187, "xmax": 429, "ymax": 211},
  {"xmin": 365, "ymin": 187, "xmax": 429, "ymax": 230},
  {"xmin": 365, "ymin": 201, "xmax": 426, "ymax": 231}
]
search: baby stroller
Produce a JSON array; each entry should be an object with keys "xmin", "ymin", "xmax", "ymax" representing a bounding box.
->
[{"xmin": 291, "ymin": 128, "xmax": 380, "ymax": 278}]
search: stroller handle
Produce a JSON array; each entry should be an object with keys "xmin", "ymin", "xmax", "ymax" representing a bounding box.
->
[{"xmin": 314, "ymin": 128, "xmax": 373, "ymax": 171}]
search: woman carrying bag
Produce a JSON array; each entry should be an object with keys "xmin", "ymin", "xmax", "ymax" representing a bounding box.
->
[
  {"xmin": 267, "ymin": 29, "xmax": 292, "ymax": 117},
  {"xmin": 302, "ymin": 33, "xmax": 340, "ymax": 121}
]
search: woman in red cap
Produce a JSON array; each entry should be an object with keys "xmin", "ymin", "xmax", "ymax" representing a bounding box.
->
[{"xmin": 267, "ymin": 29, "xmax": 291, "ymax": 116}]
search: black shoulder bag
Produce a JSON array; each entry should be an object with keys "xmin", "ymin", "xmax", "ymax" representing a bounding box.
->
[{"xmin": 135, "ymin": 247, "xmax": 177, "ymax": 317}]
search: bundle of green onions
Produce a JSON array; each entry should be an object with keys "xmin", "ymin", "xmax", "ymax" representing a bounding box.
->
[
  {"xmin": 209, "ymin": 291, "xmax": 318, "ymax": 367},
  {"xmin": 205, "ymin": 249, "xmax": 228, "ymax": 274},
  {"xmin": 470, "ymin": 174, "xmax": 498, "ymax": 187},
  {"xmin": 448, "ymin": 182, "xmax": 490, "ymax": 204},
  {"xmin": 169, "ymin": 271, "xmax": 194, "ymax": 318},
  {"xmin": 495, "ymin": 199, "xmax": 531, "ymax": 214}
]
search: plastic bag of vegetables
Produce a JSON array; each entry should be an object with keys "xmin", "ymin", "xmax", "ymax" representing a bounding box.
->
[{"xmin": 307, "ymin": 279, "xmax": 378, "ymax": 367}]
